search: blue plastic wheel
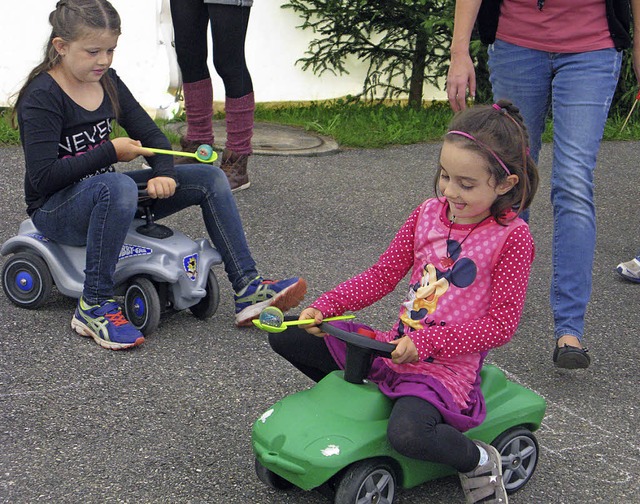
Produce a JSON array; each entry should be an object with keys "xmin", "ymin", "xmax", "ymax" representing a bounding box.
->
[
  {"xmin": 124, "ymin": 277, "xmax": 161, "ymax": 335},
  {"xmin": 2, "ymin": 252, "xmax": 53, "ymax": 309}
]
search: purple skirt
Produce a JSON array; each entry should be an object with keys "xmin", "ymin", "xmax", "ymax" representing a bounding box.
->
[{"xmin": 324, "ymin": 321, "xmax": 486, "ymax": 432}]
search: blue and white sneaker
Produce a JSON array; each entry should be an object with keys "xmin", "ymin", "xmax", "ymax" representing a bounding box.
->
[
  {"xmin": 616, "ymin": 258, "xmax": 640, "ymax": 283},
  {"xmin": 234, "ymin": 276, "xmax": 307, "ymax": 327},
  {"xmin": 71, "ymin": 297, "xmax": 145, "ymax": 350}
]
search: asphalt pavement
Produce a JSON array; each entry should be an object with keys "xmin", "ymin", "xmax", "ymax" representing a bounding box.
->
[{"xmin": 1, "ymin": 131, "xmax": 639, "ymax": 504}]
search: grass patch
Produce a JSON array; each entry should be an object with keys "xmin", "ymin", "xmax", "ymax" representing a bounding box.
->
[
  {"xmin": 2, "ymin": 101, "xmax": 640, "ymax": 149},
  {"xmin": 249, "ymin": 99, "xmax": 455, "ymax": 148},
  {"xmin": 0, "ymin": 109, "xmax": 20, "ymax": 145}
]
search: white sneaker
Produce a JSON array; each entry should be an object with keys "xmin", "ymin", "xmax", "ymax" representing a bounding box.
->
[
  {"xmin": 616, "ymin": 258, "xmax": 640, "ymax": 283},
  {"xmin": 459, "ymin": 441, "xmax": 508, "ymax": 504}
]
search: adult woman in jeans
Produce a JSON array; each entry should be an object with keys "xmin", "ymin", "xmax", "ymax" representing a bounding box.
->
[{"xmin": 446, "ymin": 0, "xmax": 639, "ymax": 369}]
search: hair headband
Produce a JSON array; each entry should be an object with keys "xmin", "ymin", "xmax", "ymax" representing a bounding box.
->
[{"xmin": 446, "ymin": 130, "xmax": 512, "ymax": 175}]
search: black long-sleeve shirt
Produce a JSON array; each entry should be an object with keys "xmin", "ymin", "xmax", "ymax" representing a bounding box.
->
[{"xmin": 17, "ymin": 68, "xmax": 176, "ymax": 215}]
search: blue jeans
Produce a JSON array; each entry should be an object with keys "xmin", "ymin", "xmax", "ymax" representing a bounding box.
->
[
  {"xmin": 31, "ymin": 164, "xmax": 258, "ymax": 303},
  {"xmin": 488, "ymin": 40, "xmax": 622, "ymax": 342}
]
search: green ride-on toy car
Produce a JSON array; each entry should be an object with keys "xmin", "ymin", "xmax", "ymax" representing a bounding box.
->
[{"xmin": 252, "ymin": 322, "xmax": 546, "ymax": 503}]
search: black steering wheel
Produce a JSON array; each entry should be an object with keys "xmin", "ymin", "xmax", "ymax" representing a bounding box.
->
[
  {"xmin": 319, "ymin": 322, "xmax": 395, "ymax": 384},
  {"xmin": 134, "ymin": 181, "xmax": 179, "ymax": 239},
  {"xmin": 135, "ymin": 181, "xmax": 180, "ymax": 201}
]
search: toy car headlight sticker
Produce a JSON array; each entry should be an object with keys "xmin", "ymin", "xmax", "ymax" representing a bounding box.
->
[
  {"xmin": 321, "ymin": 444, "xmax": 341, "ymax": 457},
  {"xmin": 183, "ymin": 253, "xmax": 198, "ymax": 281},
  {"xmin": 119, "ymin": 244, "xmax": 152, "ymax": 260},
  {"xmin": 26, "ymin": 233, "xmax": 50, "ymax": 242},
  {"xmin": 306, "ymin": 437, "xmax": 353, "ymax": 457},
  {"xmin": 259, "ymin": 408, "xmax": 274, "ymax": 423}
]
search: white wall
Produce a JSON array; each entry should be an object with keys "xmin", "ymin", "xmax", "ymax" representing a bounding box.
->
[{"xmin": 0, "ymin": 0, "xmax": 445, "ymax": 117}]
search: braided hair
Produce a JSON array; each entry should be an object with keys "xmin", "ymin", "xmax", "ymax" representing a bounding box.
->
[{"xmin": 13, "ymin": 0, "xmax": 122, "ymax": 121}]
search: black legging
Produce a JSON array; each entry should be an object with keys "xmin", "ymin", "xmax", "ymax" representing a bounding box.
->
[
  {"xmin": 268, "ymin": 327, "xmax": 480, "ymax": 473},
  {"xmin": 268, "ymin": 326, "xmax": 340, "ymax": 382},
  {"xmin": 170, "ymin": 0, "xmax": 253, "ymax": 97}
]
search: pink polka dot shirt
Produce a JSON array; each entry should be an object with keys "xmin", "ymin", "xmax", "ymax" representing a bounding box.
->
[{"xmin": 312, "ymin": 198, "xmax": 535, "ymax": 407}]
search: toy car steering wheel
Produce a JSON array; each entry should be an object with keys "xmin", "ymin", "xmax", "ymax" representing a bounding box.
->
[
  {"xmin": 135, "ymin": 180, "xmax": 180, "ymax": 200},
  {"xmin": 319, "ymin": 322, "xmax": 395, "ymax": 384},
  {"xmin": 134, "ymin": 181, "xmax": 180, "ymax": 239}
]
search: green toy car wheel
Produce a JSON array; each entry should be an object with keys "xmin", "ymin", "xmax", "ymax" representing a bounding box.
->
[
  {"xmin": 492, "ymin": 427, "xmax": 539, "ymax": 493},
  {"xmin": 334, "ymin": 458, "xmax": 397, "ymax": 504}
]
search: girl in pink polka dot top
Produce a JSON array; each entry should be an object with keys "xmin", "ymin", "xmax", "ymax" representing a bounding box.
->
[{"xmin": 268, "ymin": 100, "xmax": 539, "ymax": 503}]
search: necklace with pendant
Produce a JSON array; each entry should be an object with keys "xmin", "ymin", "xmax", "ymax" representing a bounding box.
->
[{"xmin": 441, "ymin": 215, "xmax": 491, "ymax": 268}]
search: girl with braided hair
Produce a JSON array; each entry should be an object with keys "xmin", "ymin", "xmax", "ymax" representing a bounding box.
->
[{"xmin": 13, "ymin": 0, "xmax": 307, "ymax": 350}]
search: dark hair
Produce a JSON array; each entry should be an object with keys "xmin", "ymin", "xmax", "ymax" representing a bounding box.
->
[
  {"xmin": 13, "ymin": 0, "xmax": 121, "ymax": 120},
  {"xmin": 434, "ymin": 99, "xmax": 539, "ymax": 224}
]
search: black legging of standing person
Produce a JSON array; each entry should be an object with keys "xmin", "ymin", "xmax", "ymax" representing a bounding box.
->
[
  {"xmin": 170, "ymin": 0, "xmax": 253, "ymax": 98},
  {"xmin": 268, "ymin": 327, "xmax": 481, "ymax": 473}
]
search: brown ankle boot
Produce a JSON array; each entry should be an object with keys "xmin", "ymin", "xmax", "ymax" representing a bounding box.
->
[
  {"xmin": 175, "ymin": 137, "xmax": 214, "ymax": 165},
  {"xmin": 220, "ymin": 149, "xmax": 250, "ymax": 192}
]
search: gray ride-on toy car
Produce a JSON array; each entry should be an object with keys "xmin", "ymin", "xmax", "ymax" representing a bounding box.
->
[{"xmin": 1, "ymin": 183, "xmax": 222, "ymax": 335}]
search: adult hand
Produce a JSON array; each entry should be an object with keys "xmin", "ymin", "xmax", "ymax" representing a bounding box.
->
[
  {"xmin": 111, "ymin": 137, "xmax": 153, "ymax": 162},
  {"xmin": 389, "ymin": 336, "xmax": 419, "ymax": 364},
  {"xmin": 146, "ymin": 176, "xmax": 177, "ymax": 199},
  {"xmin": 633, "ymin": 39, "xmax": 640, "ymax": 85},
  {"xmin": 446, "ymin": 51, "xmax": 476, "ymax": 112},
  {"xmin": 298, "ymin": 307, "xmax": 326, "ymax": 337},
  {"xmin": 633, "ymin": 0, "xmax": 640, "ymax": 83}
]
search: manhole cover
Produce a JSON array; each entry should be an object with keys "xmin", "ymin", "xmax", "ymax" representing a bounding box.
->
[{"xmin": 166, "ymin": 121, "xmax": 338, "ymax": 156}]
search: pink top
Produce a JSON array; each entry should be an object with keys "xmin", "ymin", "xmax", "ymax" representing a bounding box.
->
[
  {"xmin": 496, "ymin": 0, "xmax": 614, "ymax": 53},
  {"xmin": 312, "ymin": 198, "xmax": 535, "ymax": 408}
]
